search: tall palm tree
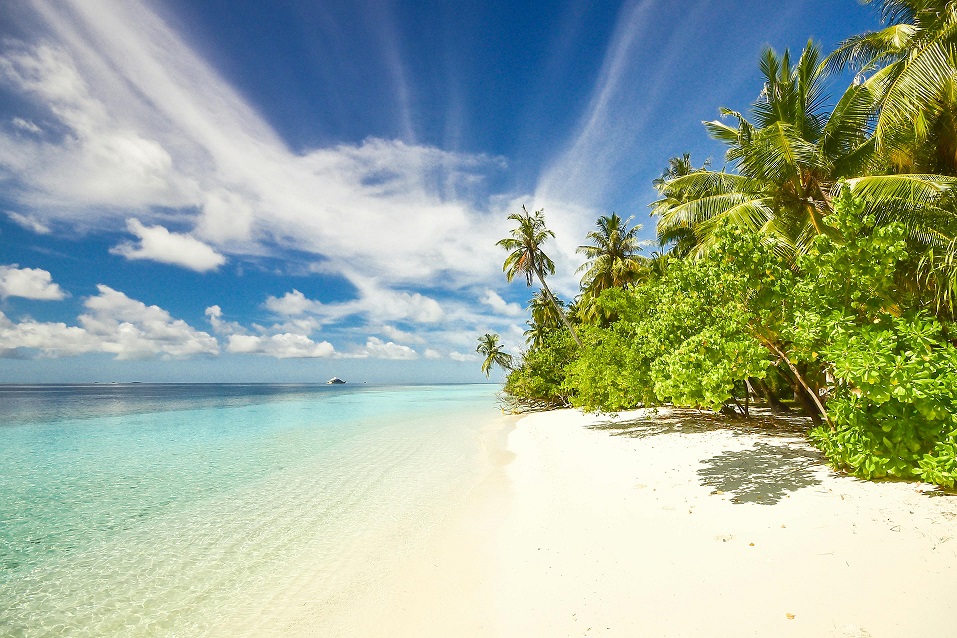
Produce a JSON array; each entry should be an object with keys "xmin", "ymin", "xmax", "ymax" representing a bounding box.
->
[
  {"xmin": 653, "ymin": 40, "xmax": 955, "ymax": 258},
  {"xmin": 577, "ymin": 213, "xmax": 649, "ymax": 294},
  {"xmin": 652, "ymin": 154, "xmax": 712, "ymax": 255},
  {"xmin": 476, "ymin": 333, "xmax": 513, "ymax": 377},
  {"xmin": 823, "ymin": 0, "xmax": 957, "ymax": 174},
  {"xmin": 498, "ymin": 206, "xmax": 582, "ymax": 346}
]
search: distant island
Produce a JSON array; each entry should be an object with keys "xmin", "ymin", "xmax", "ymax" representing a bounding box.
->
[{"xmin": 326, "ymin": 377, "xmax": 346, "ymax": 385}]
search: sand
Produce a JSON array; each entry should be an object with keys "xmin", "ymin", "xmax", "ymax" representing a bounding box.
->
[
  {"xmin": 274, "ymin": 406, "xmax": 957, "ymax": 637},
  {"xmin": 373, "ymin": 406, "xmax": 957, "ymax": 638}
]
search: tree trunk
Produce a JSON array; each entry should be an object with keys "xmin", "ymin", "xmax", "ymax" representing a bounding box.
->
[
  {"xmin": 766, "ymin": 342, "xmax": 832, "ymax": 429},
  {"xmin": 753, "ymin": 378, "xmax": 788, "ymax": 412},
  {"xmin": 536, "ymin": 269, "xmax": 583, "ymax": 347}
]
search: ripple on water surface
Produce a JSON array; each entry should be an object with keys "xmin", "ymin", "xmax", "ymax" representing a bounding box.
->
[{"xmin": 0, "ymin": 384, "xmax": 500, "ymax": 636}]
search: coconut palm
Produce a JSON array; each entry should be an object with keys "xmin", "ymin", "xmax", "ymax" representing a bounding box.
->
[
  {"xmin": 523, "ymin": 291, "xmax": 564, "ymax": 347},
  {"xmin": 652, "ymin": 154, "xmax": 712, "ymax": 255},
  {"xmin": 476, "ymin": 333, "xmax": 513, "ymax": 377},
  {"xmin": 577, "ymin": 213, "xmax": 649, "ymax": 294},
  {"xmin": 823, "ymin": 0, "xmax": 957, "ymax": 174},
  {"xmin": 498, "ymin": 206, "xmax": 582, "ymax": 346},
  {"xmin": 653, "ymin": 40, "xmax": 956, "ymax": 258}
]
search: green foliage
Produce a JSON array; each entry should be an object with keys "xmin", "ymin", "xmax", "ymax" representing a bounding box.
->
[
  {"xmin": 503, "ymin": 331, "xmax": 577, "ymax": 408},
  {"xmin": 566, "ymin": 224, "xmax": 783, "ymax": 412},
  {"xmin": 476, "ymin": 333, "xmax": 513, "ymax": 378},
  {"xmin": 794, "ymin": 191, "xmax": 957, "ymax": 487}
]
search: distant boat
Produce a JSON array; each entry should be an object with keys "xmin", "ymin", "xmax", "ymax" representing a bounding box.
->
[{"xmin": 326, "ymin": 377, "xmax": 346, "ymax": 385}]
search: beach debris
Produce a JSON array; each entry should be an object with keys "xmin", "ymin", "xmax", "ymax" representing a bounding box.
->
[{"xmin": 786, "ymin": 613, "xmax": 795, "ymax": 620}]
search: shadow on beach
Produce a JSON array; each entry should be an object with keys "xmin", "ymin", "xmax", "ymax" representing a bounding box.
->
[
  {"xmin": 697, "ymin": 442, "xmax": 824, "ymax": 504},
  {"xmin": 587, "ymin": 406, "xmax": 812, "ymax": 440},
  {"xmin": 588, "ymin": 407, "xmax": 826, "ymax": 505}
]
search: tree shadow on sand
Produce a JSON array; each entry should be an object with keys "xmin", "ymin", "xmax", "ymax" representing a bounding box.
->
[
  {"xmin": 697, "ymin": 442, "xmax": 824, "ymax": 504},
  {"xmin": 587, "ymin": 407, "xmax": 812, "ymax": 440},
  {"xmin": 587, "ymin": 408, "xmax": 826, "ymax": 504}
]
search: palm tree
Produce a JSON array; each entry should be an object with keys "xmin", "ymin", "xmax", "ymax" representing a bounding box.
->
[
  {"xmin": 577, "ymin": 213, "xmax": 649, "ymax": 294},
  {"xmin": 653, "ymin": 40, "xmax": 955, "ymax": 258},
  {"xmin": 652, "ymin": 154, "xmax": 712, "ymax": 255},
  {"xmin": 823, "ymin": 0, "xmax": 957, "ymax": 175},
  {"xmin": 524, "ymin": 291, "xmax": 564, "ymax": 347},
  {"xmin": 498, "ymin": 206, "xmax": 583, "ymax": 346},
  {"xmin": 476, "ymin": 333, "xmax": 513, "ymax": 377}
]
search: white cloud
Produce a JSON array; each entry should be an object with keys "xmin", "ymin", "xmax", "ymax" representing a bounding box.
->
[
  {"xmin": 204, "ymin": 305, "xmax": 246, "ymax": 336},
  {"xmin": 0, "ymin": 285, "xmax": 218, "ymax": 359},
  {"xmin": 264, "ymin": 289, "xmax": 313, "ymax": 316},
  {"xmin": 0, "ymin": 0, "xmax": 602, "ymax": 351},
  {"xmin": 264, "ymin": 282, "xmax": 444, "ymax": 325},
  {"xmin": 11, "ymin": 117, "xmax": 42, "ymax": 134},
  {"xmin": 7, "ymin": 211, "xmax": 50, "ymax": 234},
  {"xmin": 381, "ymin": 324, "xmax": 425, "ymax": 344},
  {"xmin": 267, "ymin": 316, "xmax": 322, "ymax": 336},
  {"xmin": 351, "ymin": 336, "xmax": 417, "ymax": 360},
  {"xmin": 423, "ymin": 348, "xmax": 442, "ymax": 360},
  {"xmin": 197, "ymin": 188, "xmax": 255, "ymax": 243},
  {"xmin": 449, "ymin": 351, "xmax": 480, "ymax": 362},
  {"xmin": 0, "ymin": 311, "xmax": 98, "ymax": 356},
  {"xmin": 0, "ymin": 264, "xmax": 66, "ymax": 300},
  {"xmin": 111, "ymin": 219, "xmax": 226, "ymax": 272},
  {"xmin": 0, "ymin": 10, "xmax": 512, "ymax": 291},
  {"xmin": 78, "ymin": 285, "xmax": 219, "ymax": 359},
  {"xmin": 227, "ymin": 333, "xmax": 334, "ymax": 359},
  {"xmin": 480, "ymin": 289, "xmax": 523, "ymax": 316}
]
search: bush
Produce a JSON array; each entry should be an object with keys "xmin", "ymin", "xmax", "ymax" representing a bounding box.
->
[{"xmin": 504, "ymin": 331, "xmax": 577, "ymax": 408}]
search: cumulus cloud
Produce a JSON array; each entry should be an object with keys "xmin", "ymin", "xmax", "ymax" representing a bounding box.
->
[
  {"xmin": 449, "ymin": 351, "xmax": 479, "ymax": 362},
  {"xmin": 7, "ymin": 211, "xmax": 50, "ymax": 234},
  {"xmin": 79, "ymin": 285, "xmax": 219, "ymax": 359},
  {"xmin": 0, "ymin": 311, "xmax": 97, "ymax": 356},
  {"xmin": 480, "ymin": 289, "xmax": 523, "ymax": 316},
  {"xmin": 0, "ymin": 264, "xmax": 66, "ymax": 299},
  {"xmin": 423, "ymin": 348, "xmax": 442, "ymax": 360},
  {"xmin": 0, "ymin": 285, "xmax": 218, "ymax": 358},
  {"xmin": 227, "ymin": 333, "xmax": 334, "ymax": 359},
  {"xmin": 264, "ymin": 290, "xmax": 314, "ymax": 317},
  {"xmin": 204, "ymin": 305, "xmax": 246, "ymax": 336},
  {"xmin": 356, "ymin": 336, "xmax": 417, "ymax": 360},
  {"xmin": 111, "ymin": 219, "xmax": 226, "ymax": 272}
]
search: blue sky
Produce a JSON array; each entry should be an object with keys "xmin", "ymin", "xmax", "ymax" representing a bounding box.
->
[{"xmin": 0, "ymin": 0, "xmax": 877, "ymax": 383}]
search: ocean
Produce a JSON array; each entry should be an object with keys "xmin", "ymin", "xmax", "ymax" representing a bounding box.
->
[{"xmin": 0, "ymin": 383, "xmax": 504, "ymax": 636}]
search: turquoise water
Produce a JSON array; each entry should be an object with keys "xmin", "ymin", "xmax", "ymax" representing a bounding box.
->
[{"xmin": 0, "ymin": 384, "xmax": 502, "ymax": 636}]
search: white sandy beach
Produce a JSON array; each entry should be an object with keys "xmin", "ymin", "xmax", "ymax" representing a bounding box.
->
[{"xmin": 359, "ymin": 407, "xmax": 957, "ymax": 638}]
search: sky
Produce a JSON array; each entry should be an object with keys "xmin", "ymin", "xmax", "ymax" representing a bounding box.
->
[{"xmin": 0, "ymin": 0, "xmax": 879, "ymax": 383}]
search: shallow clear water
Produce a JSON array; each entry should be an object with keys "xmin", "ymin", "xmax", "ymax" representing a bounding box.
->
[{"xmin": 0, "ymin": 383, "xmax": 501, "ymax": 636}]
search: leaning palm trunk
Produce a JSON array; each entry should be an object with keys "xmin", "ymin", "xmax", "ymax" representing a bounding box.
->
[{"xmin": 536, "ymin": 268, "xmax": 582, "ymax": 347}]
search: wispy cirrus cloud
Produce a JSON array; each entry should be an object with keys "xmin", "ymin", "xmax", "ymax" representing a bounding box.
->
[
  {"xmin": 7, "ymin": 211, "xmax": 51, "ymax": 234},
  {"xmin": 0, "ymin": 0, "xmax": 514, "ymax": 290}
]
